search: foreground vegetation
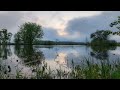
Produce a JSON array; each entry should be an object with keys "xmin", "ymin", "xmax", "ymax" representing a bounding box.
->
[{"xmin": 1, "ymin": 57, "xmax": 120, "ymax": 79}]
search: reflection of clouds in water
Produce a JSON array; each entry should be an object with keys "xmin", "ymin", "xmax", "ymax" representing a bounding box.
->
[
  {"xmin": 4, "ymin": 45, "xmax": 120, "ymax": 77},
  {"xmin": 109, "ymin": 47, "xmax": 120, "ymax": 55},
  {"xmin": 0, "ymin": 46, "xmax": 34, "ymax": 77},
  {"xmin": 108, "ymin": 47, "xmax": 120, "ymax": 62},
  {"xmin": 40, "ymin": 46, "xmax": 90, "ymax": 69},
  {"xmin": 55, "ymin": 53, "xmax": 67, "ymax": 65},
  {"xmin": 2, "ymin": 55, "xmax": 33, "ymax": 77},
  {"xmin": 40, "ymin": 45, "xmax": 89, "ymax": 60},
  {"xmin": 45, "ymin": 60, "xmax": 71, "ymax": 72}
]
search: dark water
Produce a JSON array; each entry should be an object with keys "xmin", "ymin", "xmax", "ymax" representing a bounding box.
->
[{"xmin": 0, "ymin": 45, "xmax": 120, "ymax": 77}]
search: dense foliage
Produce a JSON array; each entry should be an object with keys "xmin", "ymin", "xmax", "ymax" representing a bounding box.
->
[
  {"xmin": 90, "ymin": 30, "xmax": 117, "ymax": 46},
  {"xmin": 14, "ymin": 22, "xmax": 44, "ymax": 45},
  {"xmin": 0, "ymin": 29, "xmax": 12, "ymax": 44}
]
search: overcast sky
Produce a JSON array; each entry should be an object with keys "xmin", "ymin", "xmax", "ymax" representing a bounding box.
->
[{"xmin": 0, "ymin": 11, "xmax": 120, "ymax": 42}]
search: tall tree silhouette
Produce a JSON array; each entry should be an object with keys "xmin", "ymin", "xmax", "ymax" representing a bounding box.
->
[{"xmin": 14, "ymin": 22, "xmax": 44, "ymax": 45}]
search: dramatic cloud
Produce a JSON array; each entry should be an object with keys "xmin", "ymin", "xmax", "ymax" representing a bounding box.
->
[
  {"xmin": 0, "ymin": 11, "xmax": 120, "ymax": 42},
  {"xmin": 43, "ymin": 27, "xmax": 59, "ymax": 41},
  {"xmin": 64, "ymin": 11, "xmax": 120, "ymax": 42},
  {"xmin": 43, "ymin": 27, "xmax": 74, "ymax": 41}
]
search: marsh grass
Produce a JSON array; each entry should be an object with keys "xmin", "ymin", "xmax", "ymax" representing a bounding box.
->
[
  {"xmin": 26, "ymin": 57, "xmax": 120, "ymax": 79},
  {"xmin": 1, "ymin": 57, "xmax": 120, "ymax": 79}
]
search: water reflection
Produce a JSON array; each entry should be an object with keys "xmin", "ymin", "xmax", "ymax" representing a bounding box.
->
[
  {"xmin": 90, "ymin": 45, "xmax": 117, "ymax": 60},
  {"xmin": 0, "ymin": 45, "xmax": 119, "ymax": 77},
  {"xmin": 14, "ymin": 45, "xmax": 45, "ymax": 66},
  {"xmin": 0, "ymin": 45, "xmax": 12, "ymax": 60}
]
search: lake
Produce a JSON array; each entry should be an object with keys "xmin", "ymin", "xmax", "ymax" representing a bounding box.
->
[{"xmin": 0, "ymin": 45, "xmax": 120, "ymax": 78}]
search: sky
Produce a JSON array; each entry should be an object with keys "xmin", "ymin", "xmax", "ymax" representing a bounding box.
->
[{"xmin": 0, "ymin": 11, "xmax": 120, "ymax": 42}]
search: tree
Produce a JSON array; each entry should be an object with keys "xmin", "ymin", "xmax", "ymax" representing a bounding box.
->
[
  {"xmin": 14, "ymin": 22, "xmax": 44, "ymax": 44},
  {"xmin": 90, "ymin": 30, "xmax": 112, "ymax": 41},
  {"xmin": 90, "ymin": 30, "xmax": 116, "ymax": 46},
  {"xmin": 7, "ymin": 32, "xmax": 12, "ymax": 44},
  {"xmin": 90, "ymin": 16, "xmax": 120, "ymax": 46},
  {"xmin": 0, "ymin": 29, "xmax": 12, "ymax": 44},
  {"xmin": 110, "ymin": 16, "xmax": 120, "ymax": 35},
  {"xmin": 2, "ymin": 29, "xmax": 7, "ymax": 44},
  {"xmin": 14, "ymin": 32, "xmax": 22, "ymax": 45}
]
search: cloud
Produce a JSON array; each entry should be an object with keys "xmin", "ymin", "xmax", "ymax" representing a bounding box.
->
[
  {"xmin": 0, "ymin": 11, "xmax": 120, "ymax": 42},
  {"xmin": 43, "ymin": 27, "xmax": 59, "ymax": 41},
  {"xmin": 64, "ymin": 11, "xmax": 120, "ymax": 42},
  {"xmin": 34, "ymin": 11, "xmax": 120, "ymax": 42},
  {"xmin": 43, "ymin": 27, "xmax": 78, "ymax": 41},
  {"xmin": 0, "ymin": 11, "xmax": 24, "ymax": 30}
]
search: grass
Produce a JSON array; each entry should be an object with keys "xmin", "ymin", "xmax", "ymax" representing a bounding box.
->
[
  {"xmin": 1, "ymin": 57, "xmax": 120, "ymax": 79},
  {"xmin": 29, "ymin": 58, "xmax": 120, "ymax": 79}
]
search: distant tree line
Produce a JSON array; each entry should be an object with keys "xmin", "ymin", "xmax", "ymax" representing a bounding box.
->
[{"xmin": 34, "ymin": 40, "xmax": 87, "ymax": 45}]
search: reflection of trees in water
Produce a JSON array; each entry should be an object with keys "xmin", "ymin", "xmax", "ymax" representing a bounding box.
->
[
  {"xmin": 0, "ymin": 45, "xmax": 12, "ymax": 60},
  {"xmin": 90, "ymin": 45, "xmax": 117, "ymax": 60},
  {"xmin": 14, "ymin": 45, "xmax": 45, "ymax": 66},
  {"xmin": 0, "ymin": 45, "xmax": 12, "ymax": 77},
  {"xmin": 34, "ymin": 45, "xmax": 54, "ymax": 49},
  {"xmin": 7, "ymin": 45, "xmax": 12, "ymax": 57},
  {"xmin": 0, "ymin": 63, "xmax": 11, "ymax": 75}
]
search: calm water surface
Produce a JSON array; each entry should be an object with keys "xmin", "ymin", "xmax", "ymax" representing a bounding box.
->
[{"xmin": 0, "ymin": 45, "xmax": 120, "ymax": 77}]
